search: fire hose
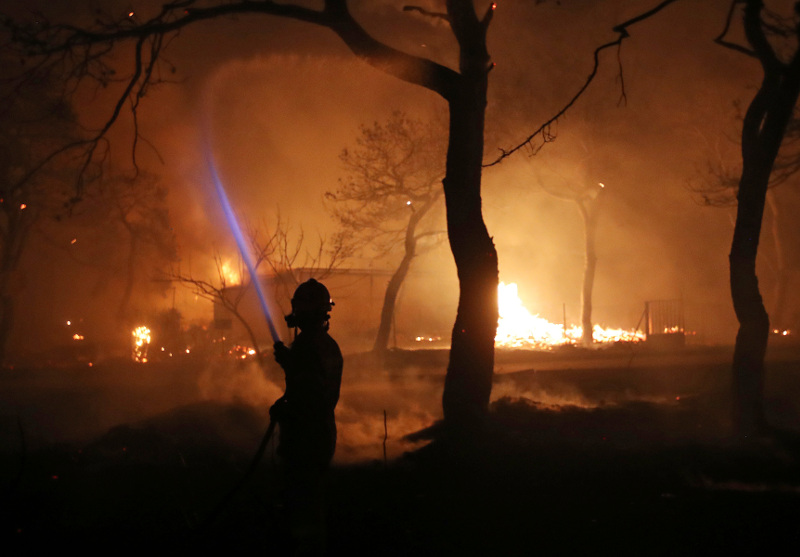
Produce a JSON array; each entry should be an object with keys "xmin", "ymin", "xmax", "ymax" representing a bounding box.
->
[
  {"xmin": 201, "ymin": 418, "xmax": 277, "ymax": 528},
  {"xmin": 201, "ymin": 148, "xmax": 284, "ymax": 527}
]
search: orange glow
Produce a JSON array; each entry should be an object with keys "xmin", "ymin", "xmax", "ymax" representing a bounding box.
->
[
  {"xmin": 72, "ymin": 333, "xmax": 84, "ymax": 341},
  {"xmin": 495, "ymin": 282, "xmax": 644, "ymax": 349},
  {"xmin": 132, "ymin": 326, "xmax": 151, "ymax": 363},
  {"xmin": 221, "ymin": 260, "xmax": 240, "ymax": 285},
  {"xmin": 19, "ymin": 203, "xmax": 27, "ymax": 210}
]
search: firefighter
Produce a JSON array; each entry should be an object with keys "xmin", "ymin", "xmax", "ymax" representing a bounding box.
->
[{"xmin": 270, "ymin": 278, "xmax": 343, "ymax": 555}]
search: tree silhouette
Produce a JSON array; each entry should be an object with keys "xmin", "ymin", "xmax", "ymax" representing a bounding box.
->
[
  {"xmin": 534, "ymin": 156, "xmax": 606, "ymax": 348},
  {"xmin": 168, "ymin": 217, "xmax": 348, "ymax": 366},
  {"xmin": 715, "ymin": 0, "xmax": 800, "ymax": 436},
  {"xmin": 0, "ymin": 55, "xmax": 83, "ymax": 364},
  {"xmin": 327, "ymin": 112, "xmax": 445, "ymax": 354},
  {"xmin": 76, "ymin": 171, "xmax": 177, "ymax": 322},
  {"xmin": 691, "ymin": 120, "xmax": 800, "ymax": 333}
]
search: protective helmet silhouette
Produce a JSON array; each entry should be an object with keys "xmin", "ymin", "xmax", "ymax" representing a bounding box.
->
[{"xmin": 291, "ymin": 278, "xmax": 334, "ymax": 314}]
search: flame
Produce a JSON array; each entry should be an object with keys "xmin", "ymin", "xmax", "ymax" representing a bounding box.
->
[
  {"xmin": 132, "ymin": 326, "xmax": 151, "ymax": 363},
  {"xmin": 221, "ymin": 260, "xmax": 240, "ymax": 286},
  {"xmin": 494, "ymin": 282, "xmax": 644, "ymax": 349},
  {"xmin": 228, "ymin": 345, "xmax": 258, "ymax": 360},
  {"xmin": 72, "ymin": 333, "xmax": 84, "ymax": 341}
]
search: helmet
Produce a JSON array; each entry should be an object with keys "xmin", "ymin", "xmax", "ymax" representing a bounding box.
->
[{"xmin": 291, "ymin": 278, "xmax": 334, "ymax": 314}]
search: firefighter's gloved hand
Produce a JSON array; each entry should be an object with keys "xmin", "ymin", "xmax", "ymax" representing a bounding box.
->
[{"xmin": 273, "ymin": 341, "xmax": 290, "ymax": 367}]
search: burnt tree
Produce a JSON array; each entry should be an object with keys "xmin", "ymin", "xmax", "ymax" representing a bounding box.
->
[
  {"xmin": 3, "ymin": 0, "xmax": 499, "ymax": 429},
  {"xmin": 716, "ymin": 0, "xmax": 800, "ymax": 435}
]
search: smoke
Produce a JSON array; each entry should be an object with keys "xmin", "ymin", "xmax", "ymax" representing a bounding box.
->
[{"xmin": 196, "ymin": 359, "xmax": 284, "ymax": 408}]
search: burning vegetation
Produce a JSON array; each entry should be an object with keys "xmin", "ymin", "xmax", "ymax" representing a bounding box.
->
[{"xmin": 494, "ymin": 282, "xmax": 645, "ymax": 350}]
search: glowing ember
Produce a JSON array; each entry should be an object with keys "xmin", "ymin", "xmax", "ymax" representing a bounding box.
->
[
  {"xmin": 132, "ymin": 326, "xmax": 151, "ymax": 363},
  {"xmin": 72, "ymin": 333, "xmax": 84, "ymax": 341},
  {"xmin": 494, "ymin": 282, "xmax": 644, "ymax": 349},
  {"xmin": 228, "ymin": 345, "xmax": 258, "ymax": 359}
]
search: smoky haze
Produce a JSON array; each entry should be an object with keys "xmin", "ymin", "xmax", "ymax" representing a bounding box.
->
[{"xmin": 4, "ymin": 1, "xmax": 791, "ymax": 361}]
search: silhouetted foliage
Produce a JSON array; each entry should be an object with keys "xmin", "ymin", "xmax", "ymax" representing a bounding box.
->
[{"xmin": 327, "ymin": 112, "xmax": 446, "ymax": 353}]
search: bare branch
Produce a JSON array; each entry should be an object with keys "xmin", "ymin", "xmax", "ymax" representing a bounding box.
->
[
  {"xmin": 402, "ymin": 5, "xmax": 450, "ymax": 23},
  {"xmin": 486, "ymin": 0, "xmax": 680, "ymax": 167},
  {"xmin": 715, "ymin": 0, "xmax": 759, "ymax": 58}
]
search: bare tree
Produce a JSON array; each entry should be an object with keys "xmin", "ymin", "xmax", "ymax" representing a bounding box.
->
[
  {"xmin": 691, "ymin": 127, "xmax": 797, "ymax": 333},
  {"xmin": 168, "ymin": 217, "xmax": 348, "ymax": 365},
  {"xmin": 78, "ymin": 171, "xmax": 177, "ymax": 321},
  {"xmin": 327, "ymin": 111, "xmax": 445, "ymax": 354},
  {"xmin": 535, "ymin": 158, "xmax": 606, "ymax": 348},
  {"xmin": 714, "ymin": 0, "xmax": 800, "ymax": 436},
  {"xmin": 0, "ymin": 55, "xmax": 83, "ymax": 364}
]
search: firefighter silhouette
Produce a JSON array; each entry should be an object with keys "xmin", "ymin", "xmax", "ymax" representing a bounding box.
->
[{"xmin": 271, "ymin": 278, "xmax": 343, "ymax": 554}]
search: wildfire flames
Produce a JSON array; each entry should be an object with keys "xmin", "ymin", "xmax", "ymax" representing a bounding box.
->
[
  {"xmin": 495, "ymin": 282, "xmax": 644, "ymax": 349},
  {"xmin": 132, "ymin": 326, "xmax": 152, "ymax": 363},
  {"xmin": 221, "ymin": 260, "xmax": 240, "ymax": 286}
]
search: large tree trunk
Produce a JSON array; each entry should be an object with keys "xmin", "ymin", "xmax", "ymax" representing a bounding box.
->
[
  {"xmin": 441, "ymin": 88, "xmax": 498, "ymax": 430},
  {"xmin": 731, "ymin": 1, "xmax": 800, "ymax": 436}
]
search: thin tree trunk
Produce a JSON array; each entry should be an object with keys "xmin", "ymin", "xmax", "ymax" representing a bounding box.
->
[
  {"xmin": 0, "ymin": 292, "xmax": 13, "ymax": 366},
  {"xmin": 372, "ymin": 197, "xmax": 437, "ymax": 354},
  {"xmin": 118, "ymin": 235, "xmax": 138, "ymax": 321},
  {"xmin": 578, "ymin": 200, "xmax": 599, "ymax": 348},
  {"xmin": 373, "ymin": 253, "xmax": 413, "ymax": 354}
]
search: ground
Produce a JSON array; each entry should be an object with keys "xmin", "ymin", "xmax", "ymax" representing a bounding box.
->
[{"xmin": 1, "ymin": 343, "xmax": 800, "ymax": 555}]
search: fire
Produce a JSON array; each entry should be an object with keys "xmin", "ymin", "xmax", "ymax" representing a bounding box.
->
[
  {"xmin": 494, "ymin": 282, "xmax": 644, "ymax": 349},
  {"xmin": 221, "ymin": 260, "xmax": 240, "ymax": 285},
  {"xmin": 228, "ymin": 345, "xmax": 258, "ymax": 359},
  {"xmin": 132, "ymin": 326, "xmax": 151, "ymax": 363},
  {"xmin": 496, "ymin": 283, "xmax": 569, "ymax": 349}
]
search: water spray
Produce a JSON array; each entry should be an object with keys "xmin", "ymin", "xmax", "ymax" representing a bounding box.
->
[
  {"xmin": 199, "ymin": 148, "xmax": 283, "ymax": 528},
  {"xmin": 206, "ymin": 154, "xmax": 281, "ymax": 344}
]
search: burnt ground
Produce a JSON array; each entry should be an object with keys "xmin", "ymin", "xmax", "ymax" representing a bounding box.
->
[{"xmin": 2, "ymin": 344, "xmax": 800, "ymax": 555}]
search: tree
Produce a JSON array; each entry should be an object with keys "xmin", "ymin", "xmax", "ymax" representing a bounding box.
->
[
  {"xmin": 715, "ymin": 0, "xmax": 800, "ymax": 436},
  {"xmin": 72, "ymin": 171, "xmax": 177, "ymax": 322},
  {"xmin": 692, "ymin": 93, "xmax": 800, "ymax": 334},
  {"xmin": 0, "ymin": 55, "xmax": 83, "ymax": 364},
  {"xmin": 2, "ymin": 0, "xmax": 500, "ymax": 430},
  {"xmin": 534, "ymin": 159, "xmax": 606, "ymax": 348},
  {"xmin": 168, "ymin": 217, "xmax": 348, "ymax": 366},
  {"xmin": 327, "ymin": 111, "xmax": 445, "ymax": 354}
]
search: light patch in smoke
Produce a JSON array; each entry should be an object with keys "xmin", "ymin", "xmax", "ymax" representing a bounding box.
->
[
  {"xmin": 196, "ymin": 359, "xmax": 284, "ymax": 408},
  {"xmin": 334, "ymin": 369, "xmax": 444, "ymax": 463}
]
